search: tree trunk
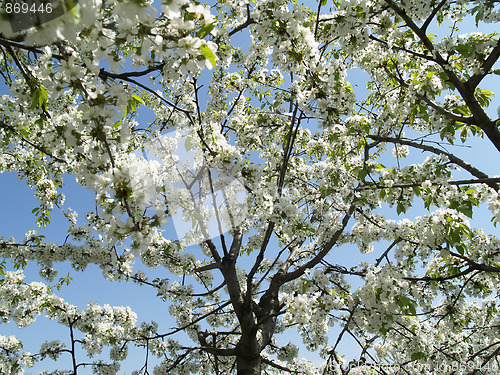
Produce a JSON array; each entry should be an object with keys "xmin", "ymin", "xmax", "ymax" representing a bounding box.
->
[
  {"xmin": 236, "ymin": 331, "xmax": 262, "ymax": 375},
  {"xmin": 237, "ymin": 353, "xmax": 261, "ymax": 375}
]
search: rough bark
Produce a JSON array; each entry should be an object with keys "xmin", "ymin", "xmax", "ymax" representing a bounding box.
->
[{"xmin": 236, "ymin": 333, "xmax": 262, "ymax": 375}]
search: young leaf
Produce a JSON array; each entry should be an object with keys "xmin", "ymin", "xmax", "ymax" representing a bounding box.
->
[
  {"xmin": 196, "ymin": 23, "xmax": 215, "ymax": 39},
  {"xmin": 30, "ymin": 89, "xmax": 41, "ymax": 109},
  {"xmin": 38, "ymin": 86, "xmax": 48, "ymax": 108},
  {"xmin": 131, "ymin": 94, "xmax": 145, "ymax": 105},
  {"xmin": 397, "ymin": 295, "xmax": 417, "ymax": 316},
  {"xmin": 199, "ymin": 44, "xmax": 216, "ymax": 69},
  {"xmin": 185, "ymin": 137, "xmax": 193, "ymax": 151}
]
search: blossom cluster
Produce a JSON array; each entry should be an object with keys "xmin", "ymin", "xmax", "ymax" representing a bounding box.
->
[{"xmin": 1, "ymin": 0, "xmax": 499, "ymax": 373}]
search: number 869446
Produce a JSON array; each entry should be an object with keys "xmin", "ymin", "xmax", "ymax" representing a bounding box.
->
[{"xmin": 3, "ymin": 1, "xmax": 53, "ymax": 14}]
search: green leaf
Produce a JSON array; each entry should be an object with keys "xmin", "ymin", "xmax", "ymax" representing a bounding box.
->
[
  {"xmin": 397, "ymin": 295, "xmax": 417, "ymax": 316},
  {"xmin": 459, "ymin": 223, "xmax": 472, "ymax": 239},
  {"xmin": 131, "ymin": 94, "xmax": 145, "ymax": 105},
  {"xmin": 475, "ymin": 88, "xmax": 494, "ymax": 107},
  {"xmin": 199, "ymin": 44, "xmax": 216, "ymax": 69},
  {"xmin": 39, "ymin": 86, "xmax": 48, "ymax": 104},
  {"xmin": 358, "ymin": 168, "xmax": 368, "ymax": 180},
  {"xmin": 30, "ymin": 89, "xmax": 41, "ymax": 109},
  {"xmin": 196, "ymin": 23, "xmax": 215, "ymax": 39},
  {"xmin": 445, "ymin": 224, "xmax": 460, "ymax": 245},
  {"xmin": 411, "ymin": 352, "xmax": 427, "ymax": 361},
  {"xmin": 437, "ymin": 12, "xmax": 444, "ymax": 26},
  {"xmin": 30, "ymin": 86, "xmax": 49, "ymax": 109},
  {"xmin": 185, "ymin": 137, "xmax": 193, "ymax": 151},
  {"xmin": 475, "ymin": 8, "xmax": 484, "ymax": 26},
  {"xmin": 453, "ymin": 105, "xmax": 471, "ymax": 116},
  {"xmin": 193, "ymin": 213, "xmax": 204, "ymax": 221},
  {"xmin": 458, "ymin": 201, "xmax": 473, "ymax": 218},
  {"xmin": 70, "ymin": 2, "xmax": 81, "ymax": 21},
  {"xmin": 456, "ymin": 44, "xmax": 471, "ymax": 58},
  {"xmin": 409, "ymin": 107, "xmax": 417, "ymax": 125}
]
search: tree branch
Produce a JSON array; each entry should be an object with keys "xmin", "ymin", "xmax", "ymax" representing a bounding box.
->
[
  {"xmin": 229, "ymin": 5, "xmax": 255, "ymax": 36},
  {"xmin": 466, "ymin": 38, "xmax": 500, "ymax": 89},
  {"xmin": 261, "ymin": 357, "xmax": 298, "ymax": 373},
  {"xmin": 382, "ymin": 0, "xmax": 500, "ymax": 152},
  {"xmin": 280, "ymin": 204, "xmax": 355, "ymax": 284},
  {"xmin": 0, "ymin": 120, "xmax": 67, "ymax": 163},
  {"xmin": 144, "ymin": 301, "xmax": 231, "ymax": 340},
  {"xmin": 367, "ymin": 134, "xmax": 498, "ymax": 190},
  {"xmin": 421, "ymin": 0, "xmax": 448, "ymax": 32}
]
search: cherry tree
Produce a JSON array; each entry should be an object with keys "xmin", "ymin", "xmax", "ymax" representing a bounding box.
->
[{"xmin": 1, "ymin": 0, "xmax": 500, "ymax": 374}]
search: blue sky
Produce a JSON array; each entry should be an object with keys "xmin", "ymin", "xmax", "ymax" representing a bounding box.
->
[{"xmin": 1, "ymin": 2, "xmax": 500, "ymax": 374}]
